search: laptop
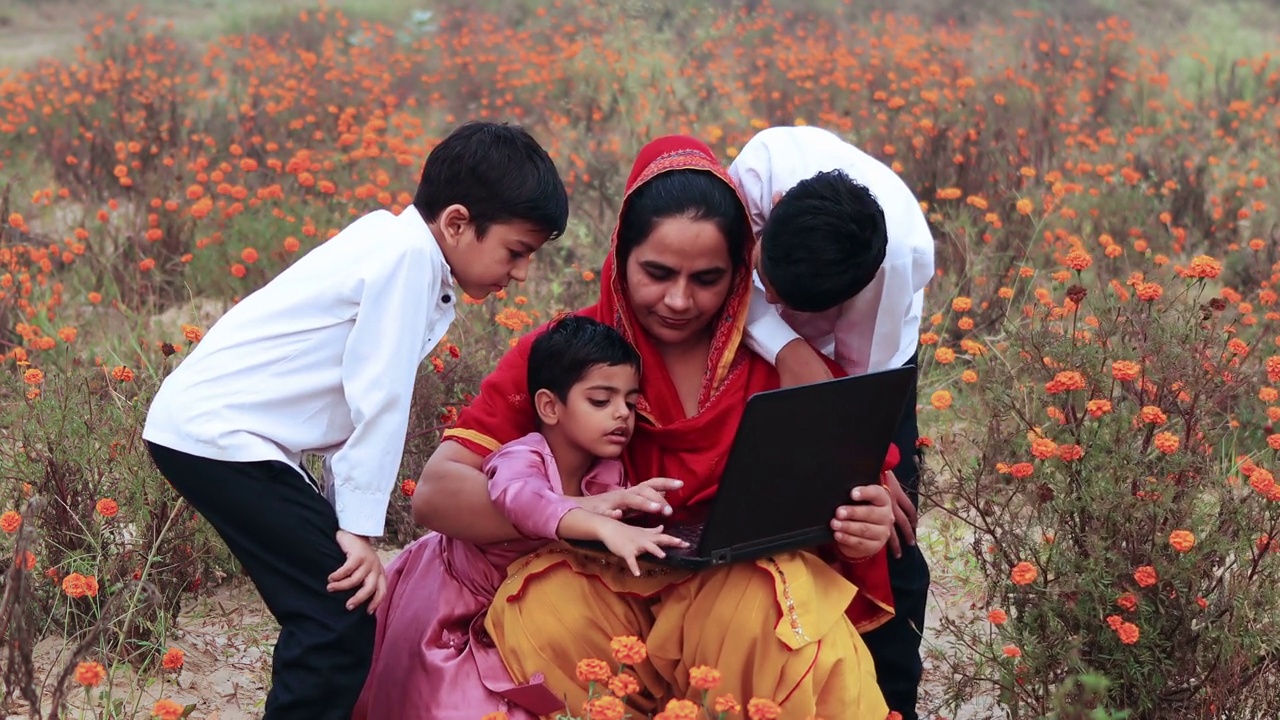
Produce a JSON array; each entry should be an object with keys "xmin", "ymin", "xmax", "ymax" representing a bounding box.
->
[{"xmin": 572, "ymin": 365, "xmax": 917, "ymax": 570}]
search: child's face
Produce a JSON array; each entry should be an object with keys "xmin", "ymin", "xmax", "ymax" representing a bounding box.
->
[
  {"xmin": 551, "ymin": 363, "xmax": 641, "ymax": 460},
  {"xmin": 438, "ymin": 208, "xmax": 552, "ymax": 298}
]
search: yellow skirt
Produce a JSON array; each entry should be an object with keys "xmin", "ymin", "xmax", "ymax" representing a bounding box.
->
[{"xmin": 484, "ymin": 544, "xmax": 890, "ymax": 720}]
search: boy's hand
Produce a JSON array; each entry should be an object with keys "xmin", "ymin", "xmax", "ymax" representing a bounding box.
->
[
  {"xmin": 831, "ymin": 485, "xmax": 894, "ymax": 560},
  {"xmin": 776, "ymin": 339, "xmax": 834, "ymax": 388},
  {"xmin": 576, "ymin": 478, "xmax": 683, "ymax": 518},
  {"xmin": 328, "ymin": 530, "xmax": 387, "ymax": 614},
  {"xmin": 597, "ymin": 521, "xmax": 688, "ymax": 576},
  {"xmin": 884, "ymin": 471, "xmax": 918, "ymax": 559}
]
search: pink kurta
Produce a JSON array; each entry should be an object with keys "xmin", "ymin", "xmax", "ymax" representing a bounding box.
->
[{"xmin": 352, "ymin": 433, "xmax": 624, "ymax": 720}]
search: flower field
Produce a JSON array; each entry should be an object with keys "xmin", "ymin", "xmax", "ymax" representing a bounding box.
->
[{"xmin": 2, "ymin": 0, "xmax": 1280, "ymax": 717}]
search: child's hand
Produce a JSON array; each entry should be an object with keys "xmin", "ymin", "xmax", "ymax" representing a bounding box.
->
[
  {"xmin": 576, "ymin": 478, "xmax": 683, "ymax": 518},
  {"xmin": 328, "ymin": 530, "xmax": 387, "ymax": 614},
  {"xmin": 597, "ymin": 521, "xmax": 688, "ymax": 576},
  {"xmin": 775, "ymin": 339, "xmax": 834, "ymax": 389}
]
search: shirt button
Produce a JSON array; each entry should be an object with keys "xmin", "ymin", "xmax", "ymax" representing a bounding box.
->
[{"xmin": 441, "ymin": 293, "xmax": 452, "ymax": 305}]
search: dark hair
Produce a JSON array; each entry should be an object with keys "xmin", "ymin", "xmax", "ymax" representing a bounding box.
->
[
  {"xmin": 615, "ymin": 169, "xmax": 748, "ymax": 270},
  {"xmin": 527, "ymin": 315, "xmax": 641, "ymax": 402},
  {"xmin": 760, "ymin": 170, "xmax": 888, "ymax": 313},
  {"xmin": 414, "ymin": 121, "xmax": 569, "ymax": 241}
]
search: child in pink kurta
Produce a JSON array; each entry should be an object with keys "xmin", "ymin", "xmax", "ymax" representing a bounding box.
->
[{"xmin": 353, "ymin": 316, "xmax": 686, "ymax": 720}]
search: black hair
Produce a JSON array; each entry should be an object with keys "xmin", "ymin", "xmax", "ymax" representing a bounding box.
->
[
  {"xmin": 527, "ymin": 315, "xmax": 641, "ymax": 402},
  {"xmin": 615, "ymin": 169, "xmax": 748, "ymax": 271},
  {"xmin": 414, "ymin": 121, "xmax": 569, "ymax": 241},
  {"xmin": 760, "ymin": 170, "xmax": 888, "ymax": 313}
]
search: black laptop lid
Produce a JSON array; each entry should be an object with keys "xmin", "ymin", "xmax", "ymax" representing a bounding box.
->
[{"xmin": 697, "ymin": 366, "xmax": 917, "ymax": 554}]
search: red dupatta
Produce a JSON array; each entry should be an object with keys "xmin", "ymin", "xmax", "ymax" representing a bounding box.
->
[{"xmin": 442, "ymin": 136, "xmax": 894, "ymax": 631}]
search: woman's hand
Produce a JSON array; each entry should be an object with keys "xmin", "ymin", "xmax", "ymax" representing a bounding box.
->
[
  {"xmin": 831, "ymin": 484, "xmax": 894, "ymax": 561},
  {"xmin": 576, "ymin": 478, "xmax": 684, "ymax": 518}
]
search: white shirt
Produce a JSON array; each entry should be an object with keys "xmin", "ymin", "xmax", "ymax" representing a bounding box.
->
[
  {"xmin": 728, "ymin": 126, "xmax": 935, "ymax": 375},
  {"xmin": 143, "ymin": 206, "xmax": 455, "ymax": 537}
]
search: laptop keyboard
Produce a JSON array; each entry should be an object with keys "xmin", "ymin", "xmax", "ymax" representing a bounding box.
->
[{"xmin": 665, "ymin": 522, "xmax": 706, "ymax": 549}]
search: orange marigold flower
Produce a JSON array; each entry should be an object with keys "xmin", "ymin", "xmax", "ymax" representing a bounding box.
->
[
  {"xmin": 74, "ymin": 660, "xmax": 106, "ymax": 687},
  {"xmin": 0, "ymin": 510, "xmax": 20, "ymax": 534},
  {"xmin": 1086, "ymin": 399, "xmax": 1112, "ymax": 418},
  {"xmin": 934, "ymin": 347, "xmax": 956, "ymax": 364},
  {"xmin": 1064, "ymin": 250, "xmax": 1092, "ymax": 271},
  {"xmin": 1138, "ymin": 406, "xmax": 1167, "ymax": 425},
  {"xmin": 930, "ymin": 390, "xmax": 952, "ymax": 410},
  {"xmin": 95, "ymin": 498, "xmax": 119, "ymax": 518},
  {"xmin": 747, "ymin": 698, "xmax": 783, "ymax": 720},
  {"xmin": 111, "ymin": 365, "xmax": 134, "ymax": 382},
  {"xmin": 1011, "ymin": 561, "xmax": 1038, "ymax": 585},
  {"xmin": 657, "ymin": 698, "xmax": 700, "ymax": 720},
  {"xmin": 1169, "ymin": 530, "xmax": 1195, "ymax": 552},
  {"xmin": 1045, "ymin": 370, "xmax": 1086, "ymax": 394},
  {"xmin": 161, "ymin": 647, "xmax": 185, "ymax": 670},
  {"xmin": 1116, "ymin": 592, "xmax": 1139, "ymax": 612},
  {"xmin": 58, "ymin": 327, "xmax": 78, "ymax": 343},
  {"xmin": 1116, "ymin": 621, "xmax": 1140, "ymax": 645},
  {"xmin": 1009, "ymin": 462, "xmax": 1035, "ymax": 479},
  {"xmin": 151, "ymin": 699, "xmax": 185, "ymax": 720},
  {"xmin": 1153, "ymin": 431, "xmax": 1180, "ymax": 454},
  {"xmin": 481, "ymin": 713, "xmax": 509, "ymax": 720},
  {"xmin": 61, "ymin": 572, "xmax": 99, "ymax": 598},
  {"xmin": 88, "ymin": 292, "xmax": 102, "ymax": 304},
  {"xmin": 1251, "ymin": 468, "xmax": 1276, "ymax": 497},
  {"xmin": 1268, "ymin": 357, "xmax": 1280, "ymax": 384},
  {"xmin": 609, "ymin": 635, "xmax": 647, "ymax": 666},
  {"xmin": 1056, "ymin": 444, "xmax": 1084, "ymax": 462},
  {"xmin": 1180, "ymin": 255, "xmax": 1222, "ymax": 280},
  {"xmin": 714, "ymin": 694, "xmax": 742, "ymax": 714},
  {"xmin": 583, "ymin": 696, "xmax": 626, "ymax": 720},
  {"xmin": 1016, "ymin": 198, "xmax": 1034, "ymax": 215},
  {"xmin": 182, "ymin": 324, "xmax": 203, "ymax": 343},
  {"xmin": 608, "ymin": 672, "xmax": 640, "ymax": 697},
  {"xmin": 241, "ymin": 247, "xmax": 259, "ymax": 264},
  {"xmin": 1134, "ymin": 565, "xmax": 1157, "ymax": 587},
  {"xmin": 961, "ymin": 369, "xmax": 978, "ymax": 384},
  {"xmin": 689, "ymin": 664, "xmax": 722, "ymax": 691},
  {"xmin": 987, "ymin": 608, "xmax": 1008, "ymax": 625},
  {"xmin": 1002, "ymin": 644, "xmax": 1022, "ymax": 658},
  {"xmin": 951, "ymin": 296, "xmax": 973, "ymax": 313},
  {"xmin": 575, "ymin": 658, "xmax": 612, "ymax": 684},
  {"xmin": 23, "ymin": 368, "xmax": 44, "ymax": 386},
  {"xmin": 1112, "ymin": 360, "xmax": 1142, "ymax": 381},
  {"xmin": 1030, "ymin": 437, "xmax": 1058, "ymax": 460},
  {"xmin": 1135, "ymin": 282, "xmax": 1163, "ymax": 302},
  {"xmin": 1268, "ymin": 434, "xmax": 1280, "ymax": 451},
  {"xmin": 400, "ymin": 479, "xmax": 416, "ymax": 497}
]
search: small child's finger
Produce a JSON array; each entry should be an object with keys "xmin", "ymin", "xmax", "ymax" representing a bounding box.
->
[
  {"xmin": 645, "ymin": 543, "xmax": 667, "ymax": 559},
  {"xmin": 367, "ymin": 574, "xmax": 388, "ymax": 615},
  {"xmin": 346, "ymin": 572, "xmax": 378, "ymax": 611},
  {"xmin": 654, "ymin": 534, "xmax": 688, "ymax": 547},
  {"xmin": 626, "ymin": 555, "xmax": 641, "ymax": 577},
  {"xmin": 328, "ymin": 564, "xmax": 368, "ymax": 593},
  {"xmin": 327, "ymin": 556, "xmax": 359, "ymax": 583}
]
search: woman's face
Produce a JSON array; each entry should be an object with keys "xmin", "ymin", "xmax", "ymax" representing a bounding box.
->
[{"xmin": 624, "ymin": 216, "xmax": 734, "ymax": 348}]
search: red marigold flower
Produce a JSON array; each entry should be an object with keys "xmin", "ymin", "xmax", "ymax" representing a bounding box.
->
[
  {"xmin": 95, "ymin": 498, "xmax": 119, "ymax": 518},
  {"xmin": 161, "ymin": 647, "xmax": 185, "ymax": 670},
  {"xmin": 1134, "ymin": 565, "xmax": 1158, "ymax": 588}
]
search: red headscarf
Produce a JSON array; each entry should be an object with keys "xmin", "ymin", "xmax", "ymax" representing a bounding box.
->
[{"xmin": 442, "ymin": 136, "xmax": 894, "ymax": 630}]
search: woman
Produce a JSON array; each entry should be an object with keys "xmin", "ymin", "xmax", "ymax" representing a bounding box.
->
[{"xmin": 365, "ymin": 137, "xmax": 897, "ymax": 719}]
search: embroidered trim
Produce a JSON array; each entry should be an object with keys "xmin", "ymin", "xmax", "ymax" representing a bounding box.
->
[
  {"xmin": 766, "ymin": 557, "xmax": 810, "ymax": 645},
  {"xmin": 442, "ymin": 428, "xmax": 501, "ymax": 453}
]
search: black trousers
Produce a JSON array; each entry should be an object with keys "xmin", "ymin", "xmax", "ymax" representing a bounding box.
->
[
  {"xmin": 861, "ymin": 353, "xmax": 930, "ymax": 720},
  {"xmin": 147, "ymin": 442, "xmax": 375, "ymax": 720}
]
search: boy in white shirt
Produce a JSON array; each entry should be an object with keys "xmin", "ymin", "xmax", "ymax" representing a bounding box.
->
[
  {"xmin": 729, "ymin": 125, "xmax": 935, "ymax": 720},
  {"xmin": 142, "ymin": 121, "xmax": 569, "ymax": 720}
]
